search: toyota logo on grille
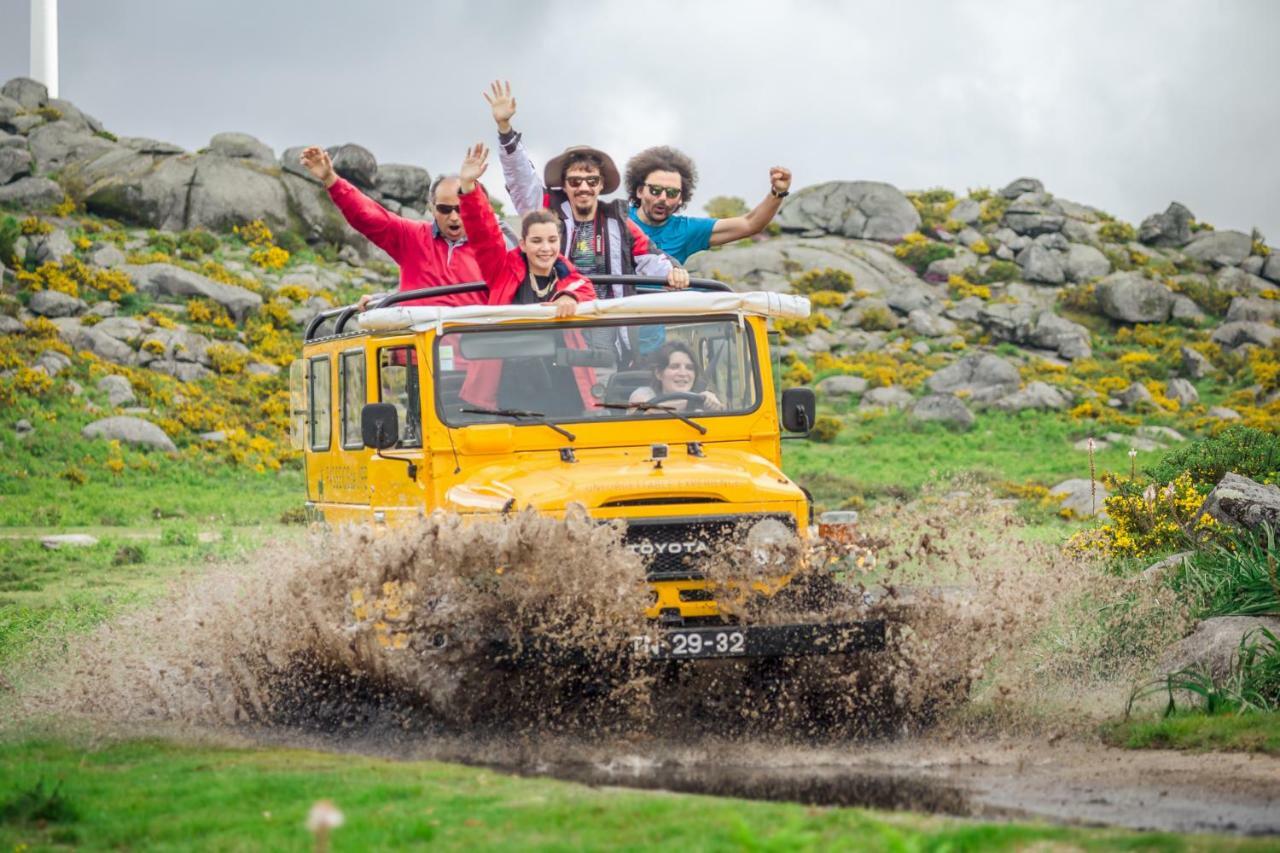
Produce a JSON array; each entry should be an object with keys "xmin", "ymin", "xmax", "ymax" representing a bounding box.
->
[{"xmin": 626, "ymin": 539, "xmax": 712, "ymax": 557}]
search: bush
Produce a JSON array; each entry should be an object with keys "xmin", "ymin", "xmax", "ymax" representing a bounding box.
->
[
  {"xmin": 179, "ymin": 228, "xmax": 220, "ymax": 256},
  {"xmin": 276, "ymin": 229, "xmax": 307, "ymax": 255},
  {"xmin": 703, "ymin": 195, "xmax": 748, "ymax": 219},
  {"xmin": 808, "ymin": 415, "xmax": 843, "ymax": 443},
  {"xmin": 1170, "ymin": 524, "xmax": 1279, "ymax": 619},
  {"xmin": 857, "ymin": 305, "xmax": 896, "ymax": 331},
  {"xmin": 1169, "ymin": 276, "xmax": 1235, "ymax": 317},
  {"xmin": 893, "ymin": 233, "xmax": 954, "ymax": 274},
  {"xmin": 1098, "ymin": 221, "xmax": 1137, "ymax": 243},
  {"xmin": 791, "ymin": 267, "xmax": 855, "ymax": 294},
  {"xmin": 1145, "ymin": 425, "xmax": 1280, "ymax": 490},
  {"xmin": 973, "ymin": 260, "xmax": 1020, "ymax": 284},
  {"xmin": 0, "ymin": 215, "xmax": 18, "ymax": 266}
]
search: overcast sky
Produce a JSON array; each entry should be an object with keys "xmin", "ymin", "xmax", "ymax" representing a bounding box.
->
[{"xmin": 2, "ymin": 0, "xmax": 1278, "ymax": 240}]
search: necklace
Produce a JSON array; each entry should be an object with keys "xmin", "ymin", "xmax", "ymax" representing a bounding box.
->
[{"xmin": 529, "ymin": 268, "xmax": 557, "ymax": 299}]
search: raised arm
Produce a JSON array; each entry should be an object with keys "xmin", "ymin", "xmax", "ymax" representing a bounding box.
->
[
  {"xmin": 484, "ymin": 80, "xmax": 545, "ymax": 215},
  {"xmin": 708, "ymin": 166, "xmax": 793, "ymax": 247},
  {"xmin": 456, "ymin": 143, "xmax": 508, "ymax": 285},
  {"xmin": 301, "ymin": 146, "xmax": 410, "ymax": 261}
]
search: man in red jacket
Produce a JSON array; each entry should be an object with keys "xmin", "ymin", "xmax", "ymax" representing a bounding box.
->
[{"xmin": 299, "ymin": 146, "xmax": 488, "ymax": 307}]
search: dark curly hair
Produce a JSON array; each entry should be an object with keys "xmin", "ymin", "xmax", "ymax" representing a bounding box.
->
[{"xmin": 625, "ymin": 146, "xmax": 698, "ymax": 212}]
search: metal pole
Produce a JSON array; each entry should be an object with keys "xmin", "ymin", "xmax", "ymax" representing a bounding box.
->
[{"xmin": 30, "ymin": 0, "xmax": 59, "ymax": 98}]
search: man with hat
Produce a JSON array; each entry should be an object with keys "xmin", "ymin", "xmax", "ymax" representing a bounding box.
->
[{"xmin": 484, "ymin": 80, "xmax": 687, "ymax": 299}]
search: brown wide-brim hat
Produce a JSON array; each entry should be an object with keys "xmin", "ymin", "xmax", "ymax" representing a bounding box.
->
[{"xmin": 543, "ymin": 145, "xmax": 620, "ymax": 194}]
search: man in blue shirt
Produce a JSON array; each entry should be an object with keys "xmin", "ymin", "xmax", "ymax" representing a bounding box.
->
[{"xmin": 625, "ymin": 146, "xmax": 793, "ymax": 264}]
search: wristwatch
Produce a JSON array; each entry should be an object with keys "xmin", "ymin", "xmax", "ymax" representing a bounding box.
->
[{"xmin": 770, "ymin": 187, "xmax": 790, "ymax": 199}]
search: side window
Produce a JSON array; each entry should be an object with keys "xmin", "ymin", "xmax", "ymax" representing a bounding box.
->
[
  {"xmin": 378, "ymin": 346, "xmax": 421, "ymax": 448},
  {"xmin": 340, "ymin": 350, "xmax": 366, "ymax": 449},
  {"xmin": 308, "ymin": 356, "xmax": 331, "ymax": 450}
]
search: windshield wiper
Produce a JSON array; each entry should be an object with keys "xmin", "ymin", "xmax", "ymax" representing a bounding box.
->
[
  {"xmin": 594, "ymin": 402, "xmax": 708, "ymax": 435},
  {"xmin": 459, "ymin": 407, "xmax": 576, "ymax": 442}
]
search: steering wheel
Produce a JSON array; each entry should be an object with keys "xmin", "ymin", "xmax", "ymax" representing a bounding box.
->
[{"xmin": 647, "ymin": 391, "xmax": 706, "ymax": 408}]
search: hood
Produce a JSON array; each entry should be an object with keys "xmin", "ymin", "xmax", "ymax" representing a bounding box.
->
[{"xmin": 442, "ymin": 446, "xmax": 803, "ymax": 515}]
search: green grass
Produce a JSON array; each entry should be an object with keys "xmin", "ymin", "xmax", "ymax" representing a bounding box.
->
[
  {"xmin": 783, "ymin": 410, "xmax": 1137, "ymax": 508},
  {"xmin": 1103, "ymin": 711, "xmax": 1280, "ymax": 755},
  {"xmin": 0, "ymin": 738, "xmax": 1252, "ymax": 851}
]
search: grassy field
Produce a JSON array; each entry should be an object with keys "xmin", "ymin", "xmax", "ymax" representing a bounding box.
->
[
  {"xmin": 0, "ymin": 738, "xmax": 1259, "ymax": 852},
  {"xmin": 1103, "ymin": 711, "xmax": 1280, "ymax": 755}
]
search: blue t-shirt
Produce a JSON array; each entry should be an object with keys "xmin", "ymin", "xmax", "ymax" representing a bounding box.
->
[{"xmin": 628, "ymin": 210, "xmax": 716, "ymax": 264}]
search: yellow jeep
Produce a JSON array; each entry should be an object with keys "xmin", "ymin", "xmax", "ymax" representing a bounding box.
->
[{"xmin": 293, "ymin": 277, "xmax": 882, "ymax": 662}]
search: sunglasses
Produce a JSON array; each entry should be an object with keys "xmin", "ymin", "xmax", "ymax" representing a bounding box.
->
[
  {"xmin": 434, "ymin": 203, "xmax": 461, "ymax": 215},
  {"xmin": 565, "ymin": 175, "xmax": 602, "ymax": 189},
  {"xmin": 645, "ymin": 184, "xmax": 681, "ymax": 200}
]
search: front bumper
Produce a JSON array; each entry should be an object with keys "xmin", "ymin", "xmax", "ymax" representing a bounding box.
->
[{"xmin": 632, "ymin": 620, "xmax": 885, "ymax": 661}]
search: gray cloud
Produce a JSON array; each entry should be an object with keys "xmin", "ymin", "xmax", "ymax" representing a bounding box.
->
[{"xmin": 1, "ymin": 0, "xmax": 1277, "ymax": 239}]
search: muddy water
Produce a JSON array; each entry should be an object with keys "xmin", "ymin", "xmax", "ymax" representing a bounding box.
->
[{"xmin": 9, "ymin": 493, "xmax": 1273, "ymax": 835}]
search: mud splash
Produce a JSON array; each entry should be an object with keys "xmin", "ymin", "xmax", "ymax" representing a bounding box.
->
[{"xmin": 11, "ymin": 488, "xmax": 1184, "ymax": 742}]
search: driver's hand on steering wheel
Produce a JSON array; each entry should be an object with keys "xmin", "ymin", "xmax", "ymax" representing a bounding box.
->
[{"xmin": 700, "ymin": 391, "xmax": 725, "ymax": 411}]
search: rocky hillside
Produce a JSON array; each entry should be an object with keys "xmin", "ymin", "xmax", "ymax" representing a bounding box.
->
[{"xmin": 1, "ymin": 75, "xmax": 1278, "ymax": 511}]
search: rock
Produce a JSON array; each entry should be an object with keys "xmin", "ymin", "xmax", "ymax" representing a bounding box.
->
[
  {"xmin": 88, "ymin": 244, "xmax": 126, "ymax": 268},
  {"xmin": 905, "ymin": 309, "xmax": 954, "ymax": 337},
  {"xmin": 1095, "ymin": 271, "xmax": 1174, "ymax": 323},
  {"xmin": 15, "ymin": 418, "xmax": 33, "ymax": 434},
  {"xmin": 1050, "ymin": 478, "xmax": 1109, "ymax": 518},
  {"xmin": 96, "ymin": 374, "xmax": 136, "ymax": 407},
  {"xmin": 0, "ymin": 176, "xmax": 63, "ymax": 208},
  {"xmin": 119, "ymin": 136, "xmax": 186, "ymax": 155},
  {"xmin": 884, "ymin": 282, "xmax": 940, "ymax": 314},
  {"xmin": 1106, "ymin": 431, "xmax": 1164, "ymax": 452},
  {"xmin": 28, "ymin": 289, "xmax": 86, "ymax": 318},
  {"xmin": 1138, "ymin": 202, "xmax": 1194, "ymax": 247},
  {"xmin": 1210, "ymin": 321, "xmax": 1280, "ymax": 349},
  {"xmin": 1141, "ymin": 550, "xmax": 1193, "ymax": 583},
  {"xmin": 27, "ymin": 120, "xmax": 115, "ymax": 172},
  {"xmin": 1263, "ymin": 254, "xmax": 1280, "ymax": 284},
  {"xmin": 1074, "ymin": 437, "xmax": 1108, "ymax": 452},
  {"xmin": 1180, "ymin": 346, "xmax": 1212, "ymax": 379},
  {"xmin": 1016, "ymin": 244, "xmax": 1065, "ymax": 284},
  {"xmin": 42, "ymin": 534, "xmax": 98, "ymax": 550},
  {"xmin": 1225, "ymin": 296, "xmax": 1280, "ymax": 324},
  {"xmin": 34, "ymin": 350, "xmax": 71, "ymax": 376},
  {"xmin": 51, "ymin": 318, "xmax": 136, "ymax": 365},
  {"xmin": 0, "ymin": 94, "xmax": 22, "ymax": 127},
  {"xmin": 999, "ymin": 177, "xmax": 1044, "ymax": 199},
  {"xmin": 1063, "ymin": 243, "xmax": 1111, "ymax": 282},
  {"xmin": 0, "ymin": 129, "xmax": 25, "ymax": 148},
  {"xmin": 923, "ymin": 250, "xmax": 977, "ymax": 281},
  {"xmin": 1242, "ymin": 256, "xmax": 1265, "ymax": 275},
  {"xmin": 185, "ymin": 153, "xmax": 291, "ymax": 233},
  {"xmin": 1207, "ymin": 406, "xmax": 1241, "ymax": 421},
  {"xmin": 0, "ymin": 315, "xmax": 24, "ymax": 334},
  {"xmin": 910, "ymin": 393, "xmax": 974, "ymax": 428},
  {"xmin": 87, "ymin": 301, "xmax": 118, "ymax": 318},
  {"xmin": 1215, "ymin": 266, "xmax": 1275, "ymax": 298},
  {"xmin": 1165, "ymin": 378, "xmax": 1199, "ymax": 406},
  {"xmin": 375, "ymin": 163, "xmax": 430, "ymax": 207},
  {"xmin": 1183, "ymin": 230, "xmax": 1253, "ymax": 267},
  {"xmin": 246, "ymin": 362, "xmax": 280, "ymax": 377},
  {"xmin": 45, "ymin": 98, "xmax": 103, "ymax": 135},
  {"xmin": 951, "ymin": 198, "xmax": 981, "ymax": 224},
  {"xmin": 93, "ymin": 316, "xmax": 142, "ymax": 342},
  {"xmin": 137, "ymin": 327, "xmax": 214, "ymax": 367},
  {"xmin": 77, "ymin": 149, "xmax": 196, "ymax": 231},
  {"xmin": 0, "ymin": 146, "xmax": 32, "ymax": 184},
  {"xmin": 208, "ymin": 131, "xmax": 274, "ymax": 164},
  {"xmin": 1003, "ymin": 198, "xmax": 1066, "ymax": 236},
  {"xmin": 1137, "ymin": 425, "xmax": 1185, "ymax": 444},
  {"xmin": 7, "ymin": 114, "xmax": 44, "ymax": 134},
  {"xmin": 926, "ymin": 353, "xmax": 1019, "ymax": 397},
  {"xmin": 1170, "ymin": 295, "xmax": 1205, "ymax": 324},
  {"xmin": 199, "ymin": 430, "xmax": 227, "ymax": 443},
  {"xmin": 149, "ymin": 360, "xmax": 212, "ymax": 382},
  {"xmin": 328, "ymin": 143, "xmax": 378, "ymax": 189},
  {"xmin": 776, "ymin": 181, "xmax": 921, "ymax": 242},
  {"xmin": 123, "ymin": 263, "xmax": 261, "ymax": 322},
  {"xmin": 1033, "ymin": 232, "xmax": 1070, "ymax": 252},
  {"xmin": 1117, "ymin": 382, "xmax": 1154, "ymax": 409},
  {"xmin": 685, "ymin": 234, "xmax": 918, "ymax": 294},
  {"xmin": 81, "ymin": 415, "xmax": 176, "ymax": 452},
  {"xmin": 1199, "ymin": 473, "xmax": 1280, "ymax": 531},
  {"xmin": 1, "ymin": 77, "xmax": 48, "ymax": 109},
  {"xmin": 991, "ymin": 381, "xmax": 1069, "ymax": 411},
  {"xmin": 859, "ymin": 385, "xmax": 913, "ymax": 411},
  {"xmin": 1026, "ymin": 311, "xmax": 1092, "ymax": 360},
  {"xmin": 817, "ymin": 375, "xmax": 869, "ymax": 398},
  {"xmin": 32, "ymin": 229, "xmax": 75, "ymax": 263},
  {"xmin": 1161, "ymin": 616, "xmax": 1280, "ymax": 681}
]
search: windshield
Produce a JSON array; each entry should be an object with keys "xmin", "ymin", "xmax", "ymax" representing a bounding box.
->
[{"xmin": 435, "ymin": 318, "xmax": 760, "ymax": 427}]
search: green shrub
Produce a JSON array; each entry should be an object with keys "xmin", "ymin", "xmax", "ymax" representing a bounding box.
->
[
  {"xmin": 1098, "ymin": 221, "xmax": 1136, "ymax": 243},
  {"xmin": 791, "ymin": 267, "xmax": 855, "ymax": 294},
  {"xmin": 916, "ymin": 188, "xmax": 954, "ymax": 204},
  {"xmin": 1145, "ymin": 425, "xmax": 1280, "ymax": 490},
  {"xmin": 1170, "ymin": 524, "xmax": 1279, "ymax": 619},
  {"xmin": 858, "ymin": 305, "xmax": 897, "ymax": 331},
  {"xmin": 160, "ymin": 525, "xmax": 198, "ymax": 547},
  {"xmin": 809, "ymin": 415, "xmax": 843, "ymax": 443},
  {"xmin": 1169, "ymin": 276, "xmax": 1235, "ymax": 317},
  {"xmin": 894, "ymin": 238, "xmax": 954, "ymax": 275},
  {"xmin": 148, "ymin": 232, "xmax": 178, "ymax": 254},
  {"xmin": 704, "ymin": 195, "xmax": 748, "ymax": 219},
  {"xmin": 973, "ymin": 260, "xmax": 1020, "ymax": 284},
  {"xmin": 179, "ymin": 228, "xmax": 220, "ymax": 256},
  {"xmin": 0, "ymin": 215, "xmax": 18, "ymax": 266},
  {"xmin": 112, "ymin": 544, "xmax": 148, "ymax": 566},
  {"xmin": 276, "ymin": 229, "xmax": 307, "ymax": 255},
  {"xmin": 1127, "ymin": 626, "xmax": 1280, "ymax": 715}
]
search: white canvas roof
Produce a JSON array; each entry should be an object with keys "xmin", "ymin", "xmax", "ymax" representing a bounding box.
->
[{"xmin": 357, "ymin": 290, "xmax": 810, "ymax": 334}]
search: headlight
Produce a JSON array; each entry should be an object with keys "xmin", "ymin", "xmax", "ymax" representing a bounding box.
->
[{"xmin": 746, "ymin": 518, "xmax": 792, "ymax": 567}]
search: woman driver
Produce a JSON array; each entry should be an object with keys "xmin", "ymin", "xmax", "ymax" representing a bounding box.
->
[{"xmin": 629, "ymin": 342, "xmax": 725, "ymax": 412}]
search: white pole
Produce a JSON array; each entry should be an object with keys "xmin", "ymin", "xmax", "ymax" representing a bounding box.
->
[{"xmin": 30, "ymin": 0, "xmax": 58, "ymax": 98}]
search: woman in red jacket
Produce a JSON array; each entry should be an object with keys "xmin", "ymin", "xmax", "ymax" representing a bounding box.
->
[
  {"xmin": 456, "ymin": 143, "xmax": 598, "ymax": 413},
  {"xmin": 457, "ymin": 143, "xmax": 596, "ymax": 311}
]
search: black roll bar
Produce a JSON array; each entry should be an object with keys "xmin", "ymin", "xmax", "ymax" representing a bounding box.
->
[{"xmin": 589, "ymin": 275, "xmax": 732, "ymax": 293}]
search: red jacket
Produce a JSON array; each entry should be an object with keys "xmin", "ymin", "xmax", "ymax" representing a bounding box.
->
[
  {"xmin": 457, "ymin": 184, "xmax": 598, "ymax": 411},
  {"xmin": 327, "ymin": 177, "xmax": 486, "ymax": 306}
]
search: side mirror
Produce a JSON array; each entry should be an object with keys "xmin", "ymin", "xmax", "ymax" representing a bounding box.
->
[
  {"xmin": 361, "ymin": 403, "xmax": 400, "ymax": 450},
  {"xmin": 781, "ymin": 387, "xmax": 815, "ymax": 434}
]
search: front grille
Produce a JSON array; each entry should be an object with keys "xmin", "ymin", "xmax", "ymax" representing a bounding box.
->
[{"xmin": 622, "ymin": 514, "xmax": 795, "ymax": 580}]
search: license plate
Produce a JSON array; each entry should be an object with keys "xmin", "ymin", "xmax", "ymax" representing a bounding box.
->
[{"xmin": 632, "ymin": 628, "xmax": 747, "ymax": 659}]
